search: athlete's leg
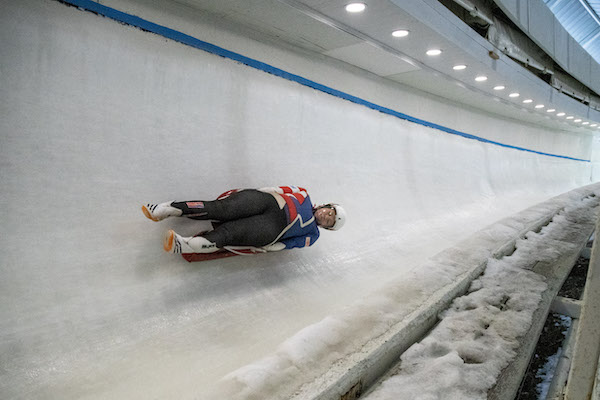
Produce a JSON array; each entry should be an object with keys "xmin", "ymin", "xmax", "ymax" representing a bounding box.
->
[
  {"xmin": 171, "ymin": 190, "xmax": 279, "ymax": 221},
  {"xmin": 163, "ymin": 207, "xmax": 287, "ymax": 253},
  {"xmin": 202, "ymin": 209, "xmax": 288, "ymax": 247}
]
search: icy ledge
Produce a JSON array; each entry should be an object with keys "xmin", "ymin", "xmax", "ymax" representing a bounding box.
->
[
  {"xmin": 364, "ymin": 194, "xmax": 599, "ymax": 400},
  {"xmin": 209, "ymin": 184, "xmax": 600, "ymax": 400}
]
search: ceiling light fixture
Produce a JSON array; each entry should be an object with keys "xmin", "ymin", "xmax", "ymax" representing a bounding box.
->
[
  {"xmin": 392, "ymin": 30, "xmax": 409, "ymax": 37},
  {"xmin": 509, "ymin": 93, "xmax": 520, "ymax": 98},
  {"xmin": 591, "ymin": 124, "xmax": 598, "ymax": 127},
  {"xmin": 426, "ymin": 49, "xmax": 442, "ymax": 56},
  {"xmin": 566, "ymin": 116, "xmax": 574, "ymax": 120},
  {"xmin": 475, "ymin": 75, "xmax": 487, "ymax": 82},
  {"xmin": 582, "ymin": 121, "xmax": 590, "ymax": 125},
  {"xmin": 556, "ymin": 112, "xmax": 565, "ymax": 117},
  {"xmin": 493, "ymin": 85, "xmax": 505, "ymax": 90},
  {"xmin": 574, "ymin": 119, "xmax": 582, "ymax": 123},
  {"xmin": 546, "ymin": 109, "xmax": 555, "ymax": 113},
  {"xmin": 523, "ymin": 99, "xmax": 533, "ymax": 103},
  {"xmin": 453, "ymin": 64, "xmax": 467, "ymax": 70},
  {"xmin": 345, "ymin": 3, "xmax": 366, "ymax": 12},
  {"xmin": 535, "ymin": 104, "xmax": 544, "ymax": 109}
]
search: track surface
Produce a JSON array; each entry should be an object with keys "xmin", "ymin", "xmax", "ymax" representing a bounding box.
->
[{"xmin": 0, "ymin": 1, "xmax": 592, "ymax": 398}]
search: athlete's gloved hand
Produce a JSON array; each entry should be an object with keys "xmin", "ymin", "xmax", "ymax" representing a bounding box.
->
[{"xmin": 262, "ymin": 242, "xmax": 286, "ymax": 252}]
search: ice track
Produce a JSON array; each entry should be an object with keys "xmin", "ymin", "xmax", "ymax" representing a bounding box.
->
[{"xmin": 0, "ymin": 1, "xmax": 596, "ymax": 399}]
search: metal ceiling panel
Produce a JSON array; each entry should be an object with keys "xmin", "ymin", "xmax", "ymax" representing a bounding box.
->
[
  {"xmin": 172, "ymin": 0, "xmax": 360, "ymax": 52},
  {"xmin": 554, "ymin": 20, "xmax": 569, "ymax": 66},
  {"xmin": 569, "ymin": 35, "xmax": 592, "ymax": 82},
  {"xmin": 590, "ymin": 0, "xmax": 600, "ymax": 14},
  {"xmin": 530, "ymin": 0, "xmax": 556, "ymax": 52},
  {"xmin": 323, "ymin": 42, "xmax": 421, "ymax": 77},
  {"xmin": 544, "ymin": 0, "xmax": 600, "ymax": 62}
]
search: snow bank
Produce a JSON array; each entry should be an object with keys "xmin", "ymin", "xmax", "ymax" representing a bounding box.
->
[
  {"xmin": 210, "ymin": 186, "xmax": 600, "ymax": 400},
  {"xmin": 364, "ymin": 195, "xmax": 599, "ymax": 400}
]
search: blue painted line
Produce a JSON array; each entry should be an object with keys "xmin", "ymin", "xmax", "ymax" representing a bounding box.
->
[{"xmin": 59, "ymin": 0, "xmax": 590, "ymax": 163}]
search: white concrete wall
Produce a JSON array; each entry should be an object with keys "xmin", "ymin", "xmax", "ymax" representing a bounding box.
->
[
  {"xmin": 592, "ymin": 134, "xmax": 600, "ymax": 182},
  {"xmin": 0, "ymin": 0, "xmax": 594, "ymax": 399}
]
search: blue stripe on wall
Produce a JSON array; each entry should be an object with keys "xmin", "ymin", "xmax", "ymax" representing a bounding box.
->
[{"xmin": 58, "ymin": 0, "xmax": 590, "ymax": 162}]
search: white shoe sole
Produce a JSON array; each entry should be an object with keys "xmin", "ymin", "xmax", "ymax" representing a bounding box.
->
[
  {"xmin": 142, "ymin": 204, "xmax": 160, "ymax": 222},
  {"xmin": 163, "ymin": 230, "xmax": 177, "ymax": 252}
]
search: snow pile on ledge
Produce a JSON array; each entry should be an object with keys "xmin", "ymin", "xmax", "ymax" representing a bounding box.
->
[{"xmin": 364, "ymin": 195, "xmax": 598, "ymax": 400}]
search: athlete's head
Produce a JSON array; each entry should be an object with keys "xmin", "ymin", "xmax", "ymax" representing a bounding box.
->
[{"xmin": 314, "ymin": 204, "xmax": 346, "ymax": 231}]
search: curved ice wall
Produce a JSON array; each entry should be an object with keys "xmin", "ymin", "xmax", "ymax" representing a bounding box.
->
[{"xmin": 0, "ymin": 0, "xmax": 594, "ymax": 398}]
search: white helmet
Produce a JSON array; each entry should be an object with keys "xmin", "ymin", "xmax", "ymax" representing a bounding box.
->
[{"xmin": 318, "ymin": 203, "xmax": 346, "ymax": 231}]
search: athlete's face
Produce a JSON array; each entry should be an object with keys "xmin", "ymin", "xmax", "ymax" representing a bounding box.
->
[{"xmin": 314, "ymin": 206, "xmax": 336, "ymax": 228}]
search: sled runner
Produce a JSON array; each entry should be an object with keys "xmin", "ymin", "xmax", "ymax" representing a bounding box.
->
[{"xmin": 180, "ymin": 236, "xmax": 266, "ymax": 262}]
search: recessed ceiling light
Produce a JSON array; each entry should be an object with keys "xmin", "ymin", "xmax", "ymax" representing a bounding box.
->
[
  {"xmin": 509, "ymin": 92, "xmax": 520, "ymax": 98},
  {"xmin": 523, "ymin": 99, "xmax": 533, "ymax": 103},
  {"xmin": 566, "ymin": 116, "xmax": 574, "ymax": 120},
  {"xmin": 556, "ymin": 112, "xmax": 565, "ymax": 117},
  {"xmin": 493, "ymin": 85, "xmax": 505, "ymax": 90},
  {"xmin": 475, "ymin": 75, "xmax": 487, "ymax": 82},
  {"xmin": 582, "ymin": 121, "xmax": 590, "ymax": 125},
  {"xmin": 546, "ymin": 109, "xmax": 555, "ymax": 113},
  {"xmin": 453, "ymin": 64, "xmax": 467, "ymax": 70},
  {"xmin": 426, "ymin": 49, "xmax": 442, "ymax": 56},
  {"xmin": 591, "ymin": 124, "xmax": 598, "ymax": 127},
  {"xmin": 345, "ymin": 3, "xmax": 366, "ymax": 12},
  {"xmin": 535, "ymin": 104, "xmax": 544, "ymax": 109},
  {"xmin": 574, "ymin": 119, "xmax": 582, "ymax": 122},
  {"xmin": 392, "ymin": 30, "xmax": 409, "ymax": 37}
]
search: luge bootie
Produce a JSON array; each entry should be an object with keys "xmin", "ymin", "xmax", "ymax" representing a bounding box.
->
[
  {"xmin": 163, "ymin": 230, "xmax": 219, "ymax": 254},
  {"xmin": 142, "ymin": 201, "xmax": 182, "ymax": 221}
]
